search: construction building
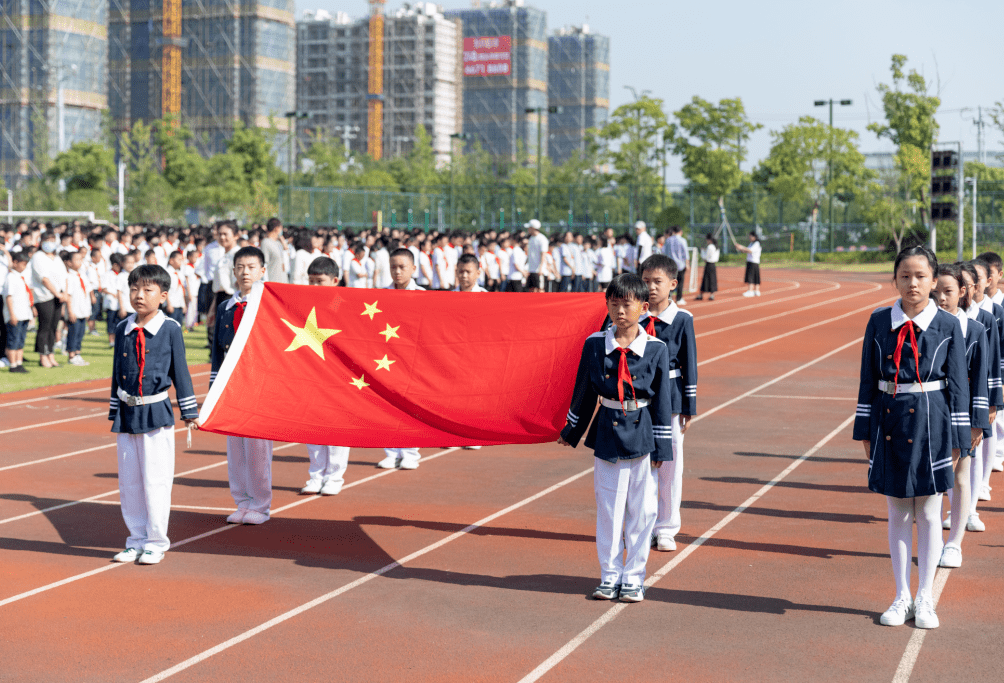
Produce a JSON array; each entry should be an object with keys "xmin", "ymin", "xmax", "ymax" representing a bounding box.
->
[
  {"xmin": 0, "ymin": 0, "xmax": 109, "ymax": 188},
  {"xmin": 445, "ymin": 0, "xmax": 548, "ymax": 162},
  {"xmin": 547, "ymin": 25, "xmax": 609, "ymax": 165},
  {"xmin": 296, "ymin": 3, "xmax": 462, "ymax": 165},
  {"xmin": 109, "ymin": 0, "xmax": 296, "ymax": 158}
]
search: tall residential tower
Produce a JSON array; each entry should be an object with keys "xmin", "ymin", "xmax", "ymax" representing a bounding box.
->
[{"xmin": 548, "ymin": 25, "xmax": 609, "ymax": 165}]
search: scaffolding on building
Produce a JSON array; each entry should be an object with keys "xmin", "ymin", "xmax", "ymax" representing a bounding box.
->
[{"xmin": 547, "ymin": 25, "xmax": 609, "ymax": 165}]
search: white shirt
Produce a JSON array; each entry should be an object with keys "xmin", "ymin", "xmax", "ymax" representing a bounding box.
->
[
  {"xmin": 508, "ymin": 246, "xmax": 527, "ymax": 283},
  {"xmin": 432, "ymin": 247, "xmax": 449, "ymax": 290},
  {"xmin": 596, "ymin": 246, "xmax": 615, "ymax": 282},
  {"xmin": 347, "ymin": 257, "xmax": 369, "ymax": 288},
  {"xmin": 482, "ymin": 252, "xmax": 500, "ymax": 281},
  {"xmin": 559, "ymin": 243, "xmax": 576, "ymax": 277},
  {"xmin": 213, "ymin": 246, "xmax": 240, "ymax": 294},
  {"xmin": 166, "ymin": 266, "xmax": 187, "ymax": 308},
  {"xmin": 103, "ymin": 267, "xmax": 121, "ymax": 310},
  {"xmin": 526, "ymin": 232, "xmax": 548, "ymax": 273},
  {"xmin": 29, "ymin": 251, "xmax": 62, "ymax": 303},
  {"xmin": 746, "ymin": 241, "xmax": 762, "ymax": 264},
  {"xmin": 702, "ymin": 244, "xmax": 720, "ymax": 264},
  {"xmin": 2, "ymin": 270, "xmax": 33, "ymax": 322},
  {"xmin": 993, "ymin": 290, "xmax": 1004, "ymax": 306},
  {"xmin": 444, "ymin": 244, "xmax": 459, "ymax": 288},
  {"xmin": 454, "ymin": 284, "xmax": 487, "ymax": 292},
  {"xmin": 373, "ymin": 248, "xmax": 392, "ymax": 289},
  {"xmin": 496, "ymin": 247, "xmax": 511, "ymax": 282},
  {"xmin": 202, "ymin": 240, "xmax": 224, "ymax": 283},
  {"xmin": 118, "ymin": 270, "xmax": 136, "ymax": 315},
  {"xmin": 183, "ymin": 263, "xmax": 200, "ymax": 301},
  {"xmin": 292, "ymin": 249, "xmax": 322, "ymax": 286},
  {"xmin": 417, "ymin": 250, "xmax": 433, "ymax": 286},
  {"xmin": 385, "ymin": 279, "xmax": 424, "ymax": 291},
  {"xmin": 65, "ymin": 268, "xmax": 92, "ymax": 319},
  {"xmin": 542, "ymin": 250, "xmax": 557, "ymax": 281},
  {"xmin": 636, "ymin": 231, "xmax": 653, "ymax": 263}
]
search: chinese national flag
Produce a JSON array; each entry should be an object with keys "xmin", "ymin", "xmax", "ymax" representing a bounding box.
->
[{"xmin": 198, "ymin": 283, "xmax": 606, "ymax": 447}]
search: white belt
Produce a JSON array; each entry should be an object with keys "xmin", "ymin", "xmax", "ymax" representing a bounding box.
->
[
  {"xmin": 667, "ymin": 369, "xmax": 681, "ymax": 379},
  {"xmin": 877, "ymin": 380, "xmax": 946, "ymax": 396},
  {"xmin": 600, "ymin": 397, "xmax": 650, "ymax": 411},
  {"xmin": 117, "ymin": 388, "xmax": 170, "ymax": 407}
]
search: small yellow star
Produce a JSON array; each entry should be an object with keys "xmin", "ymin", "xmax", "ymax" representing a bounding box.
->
[
  {"xmin": 350, "ymin": 374, "xmax": 370, "ymax": 390},
  {"xmin": 379, "ymin": 323, "xmax": 400, "ymax": 342},
  {"xmin": 374, "ymin": 355, "xmax": 395, "ymax": 371},
  {"xmin": 361, "ymin": 301, "xmax": 382, "ymax": 320},
  {"xmin": 281, "ymin": 308, "xmax": 340, "ymax": 359}
]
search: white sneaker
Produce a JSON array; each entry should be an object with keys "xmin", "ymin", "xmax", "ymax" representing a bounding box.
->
[
  {"xmin": 942, "ymin": 516, "xmax": 951, "ymax": 530},
  {"xmin": 939, "ymin": 544, "xmax": 962, "ymax": 568},
  {"xmin": 462, "ymin": 445, "xmax": 482, "ymax": 450},
  {"xmin": 399, "ymin": 459, "xmax": 420, "ymax": 470},
  {"xmin": 137, "ymin": 550, "xmax": 164, "ymax": 565},
  {"xmin": 677, "ymin": 299, "xmax": 687, "ymax": 306},
  {"xmin": 655, "ymin": 531, "xmax": 677, "ymax": 552},
  {"xmin": 967, "ymin": 513, "xmax": 986, "ymax": 532},
  {"xmin": 742, "ymin": 291, "xmax": 754, "ymax": 298},
  {"xmin": 376, "ymin": 456, "xmax": 399, "ymax": 469},
  {"xmin": 300, "ymin": 479, "xmax": 323, "ymax": 494},
  {"xmin": 226, "ymin": 509, "xmax": 246, "ymax": 524},
  {"xmin": 914, "ymin": 594, "xmax": 939, "ymax": 629},
  {"xmin": 320, "ymin": 479, "xmax": 342, "ymax": 495},
  {"xmin": 242, "ymin": 510, "xmax": 269, "ymax": 525},
  {"xmin": 979, "ymin": 485, "xmax": 991, "ymax": 501},
  {"xmin": 880, "ymin": 597, "xmax": 915, "ymax": 626},
  {"xmin": 69, "ymin": 356, "xmax": 89, "ymax": 366},
  {"xmin": 0, "ymin": 358, "xmax": 9, "ymax": 368},
  {"xmin": 754, "ymin": 291, "xmax": 761, "ymax": 297},
  {"xmin": 993, "ymin": 459, "xmax": 1004, "ymax": 472},
  {"xmin": 113, "ymin": 547, "xmax": 141, "ymax": 563}
]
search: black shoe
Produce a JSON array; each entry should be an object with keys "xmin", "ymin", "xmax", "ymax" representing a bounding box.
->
[{"xmin": 10, "ymin": 365, "xmax": 29, "ymax": 373}]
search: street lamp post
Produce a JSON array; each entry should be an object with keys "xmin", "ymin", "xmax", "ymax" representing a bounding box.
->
[
  {"xmin": 814, "ymin": 98, "xmax": 852, "ymax": 252},
  {"xmin": 284, "ymin": 110, "xmax": 310, "ymax": 222},
  {"xmin": 526, "ymin": 105, "xmax": 561, "ymax": 222},
  {"xmin": 449, "ymin": 132, "xmax": 472, "ymax": 230},
  {"xmin": 333, "ymin": 125, "xmax": 360, "ymax": 156}
]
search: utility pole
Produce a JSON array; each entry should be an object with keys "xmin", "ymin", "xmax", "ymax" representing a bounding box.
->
[
  {"xmin": 525, "ymin": 105, "xmax": 561, "ymax": 221},
  {"xmin": 814, "ymin": 99, "xmax": 852, "ymax": 252},
  {"xmin": 449, "ymin": 132, "xmax": 471, "ymax": 230},
  {"xmin": 967, "ymin": 176, "xmax": 977, "ymax": 258},
  {"xmin": 284, "ymin": 111, "xmax": 310, "ymax": 221},
  {"xmin": 333, "ymin": 125, "xmax": 359, "ymax": 155}
]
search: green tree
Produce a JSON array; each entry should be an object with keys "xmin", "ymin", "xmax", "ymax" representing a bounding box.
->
[
  {"xmin": 597, "ymin": 94, "xmax": 668, "ymax": 189},
  {"xmin": 120, "ymin": 119, "xmax": 176, "ymax": 223},
  {"xmin": 672, "ymin": 96, "xmax": 761, "ymax": 200},
  {"xmin": 153, "ymin": 116, "xmax": 207, "ymax": 211},
  {"xmin": 47, "ymin": 141, "xmax": 115, "ymax": 218}
]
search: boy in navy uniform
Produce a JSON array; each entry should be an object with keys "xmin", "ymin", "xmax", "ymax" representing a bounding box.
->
[
  {"xmin": 559, "ymin": 273, "xmax": 674, "ymax": 603},
  {"xmin": 211, "ymin": 246, "xmax": 274, "ymax": 524},
  {"xmin": 110, "ymin": 264, "xmax": 198, "ymax": 565},
  {"xmin": 300, "ymin": 257, "xmax": 351, "ymax": 495},
  {"xmin": 639, "ymin": 254, "xmax": 698, "ymax": 552}
]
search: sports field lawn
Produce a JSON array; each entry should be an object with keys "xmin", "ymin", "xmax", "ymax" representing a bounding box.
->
[{"xmin": 0, "ymin": 325, "xmax": 210, "ymax": 393}]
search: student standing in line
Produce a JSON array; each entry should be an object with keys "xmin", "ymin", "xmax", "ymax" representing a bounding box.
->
[
  {"xmin": 695, "ymin": 234, "xmax": 719, "ymax": 301},
  {"xmin": 30, "ymin": 232, "xmax": 67, "ymax": 367},
  {"xmin": 977, "ymin": 251, "xmax": 1004, "ymax": 471},
  {"xmin": 968, "ymin": 259, "xmax": 1004, "ymax": 512},
  {"xmin": 110, "ymin": 264, "xmax": 199, "ymax": 565},
  {"xmin": 377, "ymin": 248, "xmax": 425, "ymax": 470},
  {"xmin": 3, "ymin": 250, "xmax": 34, "ymax": 373},
  {"xmin": 62, "ymin": 250, "xmax": 92, "ymax": 366},
  {"xmin": 735, "ymin": 231, "xmax": 762, "ymax": 298},
  {"xmin": 934, "ymin": 263, "xmax": 990, "ymax": 569},
  {"xmin": 854, "ymin": 246, "xmax": 970, "ymax": 630},
  {"xmin": 663, "ymin": 226, "xmax": 689, "ymax": 305},
  {"xmin": 211, "ymin": 246, "xmax": 274, "ymax": 525},
  {"xmin": 299, "ymin": 257, "xmax": 351, "ymax": 496}
]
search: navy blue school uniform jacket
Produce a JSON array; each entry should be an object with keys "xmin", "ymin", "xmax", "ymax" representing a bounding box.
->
[
  {"xmin": 109, "ymin": 311, "xmax": 198, "ymax": 434},
  {"xmin": 641, "ymin": 302, "xmax": 698, "ymax": 416},
  {"xmin": 561, "ymin": 327, "xmax": 675, "ymax": 463},
  {"xmin": 954, "ymin": 310, "xmax": 992, "ymax": 441},
  {"xmin": 975, "ymin": 297, "xmax": 1004, "ymax": 408},
  {"xmin": 854, "ymin": 300, "xmax": 970, "ymax": 498},
  {"xmin": 210, "ymin": 292, "xmax": 247, "ymax": 386}
]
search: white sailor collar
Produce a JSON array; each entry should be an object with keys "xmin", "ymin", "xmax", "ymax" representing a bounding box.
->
[
  {"xmin": 993, "ymin": 289, "xmax": 1004, "ymax": 305},
  {"xmin": 645, "ymin": 300, "xmax": 680, "ymax": 325},
  {"xmin": 966, "ymin": 301, "xmax": 981, "ymax": 321},
  {"xmin": 124, "ymin": 310, "xmax": 166, "ymax": 337},
  {"xmin": 890, "ymin": 298, "xmax": 937, "ymax": 331},
  {"xmin": 225, "ymin": 291, "xmax": 248, "ymax": 310},
  {"xmin": 604, "ymin": 325, "xmax": 652, "ymax": 357},
  {"xmin": 955, "ymin": 309, "xmax": 968, "ymax": 336},
  {"xmin": 454, "ymin": 284, "xmax": 487, "ymax": 292},
  {"xmin": 979, "ymin": 295, "xmax": 994, "ymax": 313},
  {"xmin": 385, "ymin": 279, "xmax": 422, "ymax": 290}
]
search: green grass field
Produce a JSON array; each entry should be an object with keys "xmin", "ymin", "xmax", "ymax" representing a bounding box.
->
[{"xmin": 1, "ymin": 325, "xmax": 211, "ymax": 394}]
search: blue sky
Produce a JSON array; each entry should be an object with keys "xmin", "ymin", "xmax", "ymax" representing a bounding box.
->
[{"xmin": 298, "ymin": 0, "xmax": 1003, "ymax": 183}]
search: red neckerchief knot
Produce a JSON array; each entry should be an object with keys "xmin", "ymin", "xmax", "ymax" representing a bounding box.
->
[
  {"xmin": 892, "ymin": 321, "xmax": 923, "ymax": 395},
  {"xmin": 233, "ymin": 301, "xmax": 248, "ymax": 331},
  {"xmin": 645, "ymin": 316, "xmax": 656, "ymax": 336},
  {"xmin": 616, "ymin": 346, "xmax": 637, "ymax": 415},
  {"xmin": 135, "ymin": 328, "xmax": 146, "ymax": 398}
]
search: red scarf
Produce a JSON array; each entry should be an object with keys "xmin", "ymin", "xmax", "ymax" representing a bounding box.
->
[
  {"xmin": 892, "ymin": 321, "xmax": 922, "ymax": 395},
  {"xmin": 615, "ymin": 347, "xmax": 637, "ymax": 415},
  {"xmin": 233, "ymin": 301, "xmax": 248, "ymax": 331},
  {"xmin": 135, "ymin": 329, "xmax": 146, "ymax": 397}
]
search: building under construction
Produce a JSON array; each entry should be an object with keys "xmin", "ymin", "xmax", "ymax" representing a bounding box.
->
[
  {"xmin": 109, "ymin": 0, "xmax": 296, "ymax": 157},
  {"xmin": 296, "ymin": 3, "xmax": 462, "ymax": 165},
  {"xmin": 0, "ymin": 0, "xmax": 109, "ymax": 188},
  {"xmin": 547, "ymin": 25, "xmax": 609, "ymax": 165},
  {"xmin": 445, "ymin": 0, "xmax": 548, "ymax": 162}
]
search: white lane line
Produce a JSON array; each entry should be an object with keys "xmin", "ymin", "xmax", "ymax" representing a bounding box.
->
[
  {"xmin": 0, "ymin": 370, "xmax": 211, "ymax": 408},
  {"xmin": 750, "ymin": 395, "xmax": 856, "ymax": 401},
  {"xmin": 697, "ymin": 283, "xmax": 882, "ymax": 338},
  {"xmin": 0, "ymin": 447, "xmax": 460, "ymax": 608},
  {"xmin": 692, "ymin": 280, "xmax": 833, "ymax": 321},
  {"xmin": 518, "ymin": 414, "xmax": 856, "ymax": 683},
  {"xmin": 688, "ymin": 279, "xmax": 802, "ymax": 311},
  {"xmin": 891, "ymin": 567, "xmax": 951, "ymax": 683},
  {"xmin": 138, "ymin": 463, "xmax": 592, "ymax": 683},
  {"xmin": 697, "ymin": 297, "xmax": 893, "ymax": 367},
  {"xmin": 87, "ymin": 501, "xmax": 237, "ymax": 513},
  {"xmin": 0, "ymin": 392, "xmax": 209, "ymax": 435}
]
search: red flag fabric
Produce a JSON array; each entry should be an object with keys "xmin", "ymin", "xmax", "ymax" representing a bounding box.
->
[{"xmin": 198, "ymin": 283, "xmax": 607, "ymax": 447}]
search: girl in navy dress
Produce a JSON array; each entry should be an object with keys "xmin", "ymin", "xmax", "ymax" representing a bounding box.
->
[
  {"xmin": 854, "ymin": 246, "xmax": 971, "ymax": 630},
  {"xmin": 934, "ymin": 263, "xmax": 989, "ymax": 568}
]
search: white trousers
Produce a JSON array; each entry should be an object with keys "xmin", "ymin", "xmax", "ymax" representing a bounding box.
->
[
  {"xmin": 594, "ymin": 454, "xmax": 657, "ymax": 586},
  {"xmin": 118, "ymin": 426, "xmax": 175, "ymax": 553},
  {"xmin": 307, "ymin": 445, "xmax": 349, "ymax": 487},
  {"xmin": 995, "ymin": 411, "xmax": 1004, "ymax": 460},
  {"xmin": 227, "ymin": 436, "xmax": 273, "ymax": 515},
  {"xmin": 384, "ymin": 447, "xmax": 420, "ymax": 466},
  {"xmin": 654, "ymin": 414, "xmax": 684, "ymax": 536},
  {"xmin": 974, "ymin": 432, "xmax": 997, "ymax": 512}
]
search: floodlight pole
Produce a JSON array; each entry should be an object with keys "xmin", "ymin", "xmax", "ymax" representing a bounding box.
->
[
  {"xmin": 967, "ymin": 177, "xmax": 977, "ymax": 258},
  {"xmin": 814, "ymin": 99, "xmax": 852, "ymax": 253}
]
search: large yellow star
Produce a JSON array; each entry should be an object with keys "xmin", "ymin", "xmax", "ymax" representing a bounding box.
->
[
  {"xmin": 379, "ymin": 323, "xmax": 400, "ymax": 342},
  {"xmin": 350, "ymin": 374, "xmax": 370, "ymax": 390},
  {"xmin": 281, "ymin": 308, "xmax": 340, "ymax": 359},
  {"xmin": 374, "ymin": 355, "xmax": 395, "ymax": 371},
  {"xmin": 361, "ymin": 301, "xmax": 381, "ymax": 320}
]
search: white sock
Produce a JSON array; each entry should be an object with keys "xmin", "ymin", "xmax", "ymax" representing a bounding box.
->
[
  {"xmin": 915, "ymin": 494, "xmax": 944, "ymax": 598},
  {"xmin": 947, "ymin": 458, "xmax": 971, "ymax": 548},
  {"xmin": 887, "ymin": 496, "xmax": 914, "ymax": 600}
]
